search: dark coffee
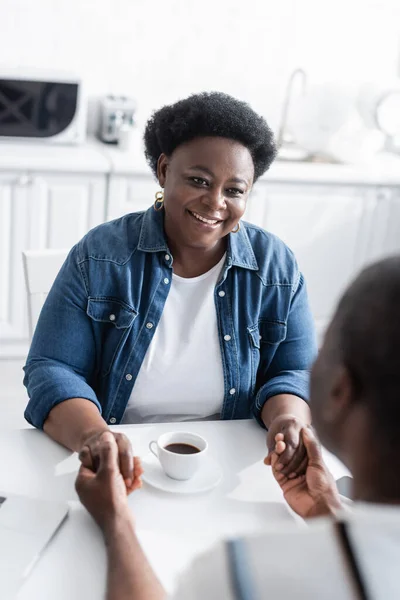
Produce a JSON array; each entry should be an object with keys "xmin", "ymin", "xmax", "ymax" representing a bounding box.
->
[{"xmin": 165, "ymin": 443, "xmax": 200, "ymax": 454}]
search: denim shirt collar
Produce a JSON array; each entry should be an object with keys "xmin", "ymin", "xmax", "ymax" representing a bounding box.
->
[{"xmin": 138, "ymin": 207, "xmax": 258, "ymax": 271}]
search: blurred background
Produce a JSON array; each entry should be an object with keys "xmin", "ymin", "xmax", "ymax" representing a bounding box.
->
[
  {"xmin": 1, "ymin": 0, "xmax": 399, "ymax": 131},
  {"xmin": 0, "ymin": 0, "xmax": 400, "ymax": 427}
]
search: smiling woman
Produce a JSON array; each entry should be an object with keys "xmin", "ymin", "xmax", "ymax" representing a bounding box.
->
[
  {"xmin": 157, "ymin": 136, "xmax": 254, "ymax": 276},
  {"xmin": 24, "ymin": 92, "xmax": 317, "ymax": 488}
]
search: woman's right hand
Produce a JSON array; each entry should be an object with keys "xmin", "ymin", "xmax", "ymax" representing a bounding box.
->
[
  {"xmin": 79, "ymin": 429, "xmax": 143, "ymax": 494},
  {"xmin": 266, "ymin": 427, "xmax": 342, "ymax": 519}
]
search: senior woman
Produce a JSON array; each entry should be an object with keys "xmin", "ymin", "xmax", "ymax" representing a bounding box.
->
[{"xmin": 24, "ymin": 92, "xmax": 316, "ymax": 490}]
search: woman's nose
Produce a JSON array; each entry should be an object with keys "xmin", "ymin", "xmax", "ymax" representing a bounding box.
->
[{"xmin": 201, "ymin": 188, "xmax": 226, "ymax": 211}]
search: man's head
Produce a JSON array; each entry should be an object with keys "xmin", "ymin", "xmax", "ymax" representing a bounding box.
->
[{"xmin": 310, "ymin": 256, "xmax": 400, "ymax": 468}]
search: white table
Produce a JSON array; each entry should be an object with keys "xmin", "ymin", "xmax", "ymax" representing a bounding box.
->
[{"xmin": 0, "ymin": 420, "xmax": 349, "ymax": 599}]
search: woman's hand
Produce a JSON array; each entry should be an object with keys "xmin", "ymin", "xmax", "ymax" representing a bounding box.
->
[
  {"xmin": 264, "ymin": 413, "xmax": 308, "ymax": 477},
  {"xmin": 79, "ymin": 429, "xmax": 143, "ymax": 494},
  {"xmin": 266, "ymin": 427, "xmax": 342, "ymax": 519},
  {"xmin": 76, "ymin": 431, "xmax": 142, "ymax": 533}
]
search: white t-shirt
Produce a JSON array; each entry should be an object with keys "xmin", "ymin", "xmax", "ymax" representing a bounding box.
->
[
  {"xmin": 121, "ymin": 254, "xmax": 226, "ymax": 424},
  {"xmin": 170, "ymin": 503, "xmax": 400, "ymax": 600}
]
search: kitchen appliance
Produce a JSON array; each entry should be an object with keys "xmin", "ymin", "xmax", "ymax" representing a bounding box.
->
[
  {"xmin": 289, "ymin": 83, "xmax": 355, "ymax": 158},
  {"xmin": 99, "ymin": 95, "xmax": 136, "ymax": 144},
  {"xmin": 358, "ymin": 82, "xmax": 400, "ymax": 153},
  {"xmin": 277, "ymin": 68, "xmax": 310, "ymax": 161},
  {"xmin": 0, "ymin": 68, "xmax": 86, "ymax": 144}
]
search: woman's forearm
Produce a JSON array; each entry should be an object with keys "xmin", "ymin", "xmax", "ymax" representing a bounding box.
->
[
  {"xmin": 104, "ymin": 513, "xmax": 165, "ymax": 600},
  {"xmin": 261, "ymin": 394, "xmax": 311, "ymax": 428},
  {"xmin": 43, "ymin": 398, "xmax": 109, "ymax": 452}
]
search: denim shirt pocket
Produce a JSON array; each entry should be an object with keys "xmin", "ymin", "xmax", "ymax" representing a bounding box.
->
[
  {"xmin": 87, "ymin": 297, "xmax": 138, "ymax": 377},
  {"xmin": 257, "ymin": 320, "xmax": 287, "ymax": 345},
  {"xmin": 248, "ymin": 320, "xmax": 287, "ymax": 395}
]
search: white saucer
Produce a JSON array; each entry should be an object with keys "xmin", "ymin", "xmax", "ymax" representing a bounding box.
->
[{"xmin": 141, "ymin": 453, "xmax": 223, "ymax": 494}]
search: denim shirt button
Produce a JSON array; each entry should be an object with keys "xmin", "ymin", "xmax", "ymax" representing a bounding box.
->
[
  {"xmin": 165, "ymin": 254, "xmax": 171, "ymax": 261},
  {"xmin": 163, "ymin": 278, "xmax": 169, "ymax": 285},
  {"xmin": 125, "ymin": 373, "xmax": 133, "ymax": 381},
  {"xmin": 146, "ymin": 322, "xmax": 154, "ymax": 329},
  {"xmin": 218, "ymin": 290, "xmax": 226, "ymax": 297},
  {"xmin": 229, "ymin": 388, "xmax": 236, "ymax": 395},
  {"xmin": 109, "ymin": 417, "xmax": 117, "ymax": 424},
  {"xmin": 224, "ymin": 334, "xmax": 231, "ymax": 341},
  {"xmin": 109, "ymin": 314, "xmax": 116, "ymax": 321}
]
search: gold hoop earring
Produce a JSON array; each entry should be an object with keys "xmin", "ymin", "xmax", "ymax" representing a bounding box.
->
[
  {"xmin": 154, "ymin": 190, "xmax": 164, "ymax": 211},
  {"xmin": 232, "ymin": 222, "xmax": 241, "ymax": 233}
]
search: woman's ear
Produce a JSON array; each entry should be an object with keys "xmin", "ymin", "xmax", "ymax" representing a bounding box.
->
[{"xmin": 157, "ymin": 154, "xmax": 168, "ymax": 187}]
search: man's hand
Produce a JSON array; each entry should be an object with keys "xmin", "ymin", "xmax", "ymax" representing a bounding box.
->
[
  {"xmin": 76, "ymin": 431, "xmax": 143, "ymax": 533},
  {"xmin": 79, "ymin": 429, "xmax": 142, "ymax": 494},
  {"xmin": 264, "ymin": 413, "xmax": 308, "ymax": 477},
  {"xmin": 266, "ymin": 427, "xmax": 342, "ymax": 519}
]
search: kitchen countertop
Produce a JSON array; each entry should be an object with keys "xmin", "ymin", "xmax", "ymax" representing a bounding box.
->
[
  {"xmin": 0, "ymin": 139, "xmax": 110, "ymax": 174},
  {"xmin": 1, "ymin": 136, "xmax": 400, "ymax": 186},
  {"xmin": 267, "ymin": 153, "xmax": 400, "ymax": 186}
]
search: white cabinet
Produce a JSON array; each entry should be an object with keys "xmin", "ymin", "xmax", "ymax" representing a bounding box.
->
[
  {"xmin": 107, "ymin": 175, "xmax": 157, "ymax": 221},
  {"xmin": 246, "ymin": 183, "xmax": 377, "ymax": 338},
  {"xmin": 0, "ymin": 171, "xmax": 107, "ymax": 357},
  {"xmin": 381, "ymin": 188, "xmax": 400, "ymax": 256},
  {"xmin": 362, "ymin": 186, "xmax": 400, "ymax": 264},
  {"xmin": 28, "ymin": 174, "xmax": 107, "ymax": 248}
]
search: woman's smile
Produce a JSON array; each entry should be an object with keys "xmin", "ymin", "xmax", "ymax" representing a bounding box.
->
[{"xmin": 187, "ymin": 209, "xmax": 224, "ymax": 229}]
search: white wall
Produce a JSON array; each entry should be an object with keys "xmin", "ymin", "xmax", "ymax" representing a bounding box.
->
[{"xmin": 0, "ymin": 0, "xmax": 399, "ymax": 132}]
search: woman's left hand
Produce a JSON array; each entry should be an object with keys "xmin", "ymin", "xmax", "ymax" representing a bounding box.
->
[{"xmin": 264, "ymin": 414, "xmax": 308, "ymax": 477}]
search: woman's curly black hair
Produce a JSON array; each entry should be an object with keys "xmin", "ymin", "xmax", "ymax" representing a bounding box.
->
[{"xmin": 144, "ymin": 92, "xmax": 276, "ymax": 182}]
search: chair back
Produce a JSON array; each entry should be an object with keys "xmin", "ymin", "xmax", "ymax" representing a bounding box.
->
[{"xmin": 22, "ymin": 249, "xmax": 69, "ymax": 339}]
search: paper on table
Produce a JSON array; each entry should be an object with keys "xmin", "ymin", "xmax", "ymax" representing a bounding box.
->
[{"xmin": 136, "ymin": 528, "xmax": 216, "ymax": 594}]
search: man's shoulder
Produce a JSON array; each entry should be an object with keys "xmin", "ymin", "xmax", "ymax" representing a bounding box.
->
[{"xmin": 77, "ymin": 211, "xmax": 145, "ymax": 265}]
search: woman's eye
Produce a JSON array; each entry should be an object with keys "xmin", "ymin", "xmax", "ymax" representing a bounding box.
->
[
  {"xmin": 227, "ymin": 188, "xmax": 244, "ymax": 196},
  {"xmin": 190, "ymin": 177, "xmax": 208, "ymax": 186}
]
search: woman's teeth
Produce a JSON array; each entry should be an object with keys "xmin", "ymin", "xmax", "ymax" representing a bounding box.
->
[{"xmin": 190, "ymin": 211, "xmax": 219, "ymax": 225}]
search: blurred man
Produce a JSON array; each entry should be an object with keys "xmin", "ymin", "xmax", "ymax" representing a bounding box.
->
[{"xmin": 76, "ymin": 256, "xmax": 400, "ymax": 599}]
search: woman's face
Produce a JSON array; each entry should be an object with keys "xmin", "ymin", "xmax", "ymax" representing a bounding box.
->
[{"xmin": 157, "ymin": 136, "xmax": 254, "ymax": 250}]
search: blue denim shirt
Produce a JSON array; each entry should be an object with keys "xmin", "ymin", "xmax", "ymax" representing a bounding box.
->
[{"xmin": 24, "ymin": 207, "xmax": 317, "ymax": 429}]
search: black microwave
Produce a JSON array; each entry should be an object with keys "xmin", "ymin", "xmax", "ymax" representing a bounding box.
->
[{"xmin": 0, "ymin": 70, "xmax": 86, "ymax": 144}]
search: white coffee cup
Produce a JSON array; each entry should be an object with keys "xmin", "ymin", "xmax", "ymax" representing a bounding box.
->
[{"xmin": 149, "ymin": 431, "xmax": 208, "ymax": 480}]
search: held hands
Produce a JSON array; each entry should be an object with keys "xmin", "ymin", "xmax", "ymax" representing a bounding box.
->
[
  {"xmin": 265, "ymin": 426, "xmax": 342, "ymax": 519},
  {"xmin": 264, "ymin": 414, "xmax": 309, "ymax": 477},
  {"xmin": 79, "ymin": 429, "xmax": 143, "ymax": 494},
  {"xmin": 75, "ymin": 431, "xmax": 143, "ymax": 533}
]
